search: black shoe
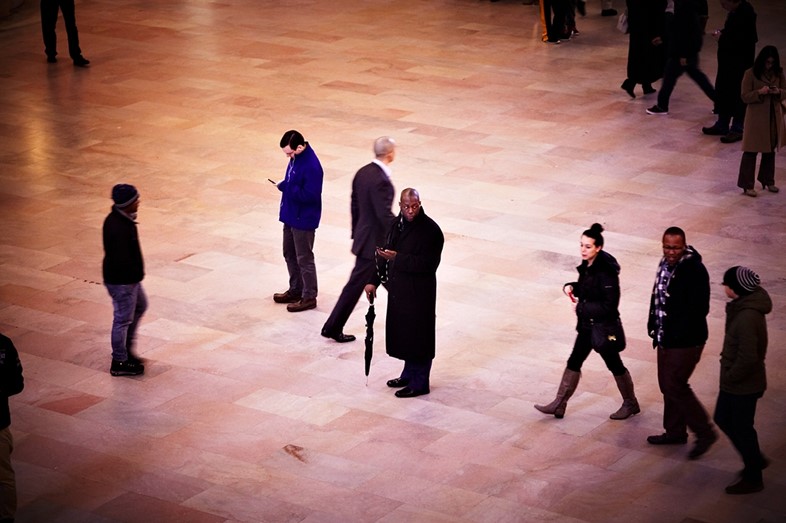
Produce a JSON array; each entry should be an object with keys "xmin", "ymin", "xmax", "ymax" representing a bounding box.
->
[
  {"xmin": 702, "ymin": 124, "xmax": 728, "ymax": 136},
  {"xmin": 395, "ymin": 387, "xmax": 429, "ymax": 398},
  {"xmin": 110, "ymin": 359, "xmax": 144, "ymax": 376},
  {"xmin": 647, "ymin": 433, "xmax": 688, "ymax": 445},
  {"xmin": 273, "ymin": 290, "xmax": 301, "ymax": 303},
  {"xmin": 73, "ymin": 56, "xmax": 90, "ymax": 67},
  {"xmin": 646, "ymin": 105, "xmax": 668, "ymax": 115},
  {"xmin": 720, "ymin": 131, "xmax": 742, "ymax": 143},
  {"xmin": 320, "ymin": 328, "xmax": 356, "ymax": 343},
  {"xmin": 621, "ymin": 80, "xmax": 635, "ymax": 99},
  {"xmin": 386, "ymin": 377, "xmax": 410, "ymax": 388},
  {"xmin": 47, "ymin": 56, "xmax": 57, "ymax": 63},
  {"xmin": 287, "ymin": 298, "xmax": 317, "ymax": 312},
  {"xmin": 601, "ymin": 8, "xmax": 618, "ymax": 16},
  {"xmin": 688, "ymin": 430, "xmax": 718, "ymax": 460},
  {"xmin": 725, "ymin": 477, "xmax": 764, "ymax": 495}
]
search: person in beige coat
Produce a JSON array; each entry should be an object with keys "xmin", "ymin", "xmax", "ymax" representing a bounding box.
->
[{"xmin": 737, "ymin": 45, "xmax": 786, "ymax": 197}]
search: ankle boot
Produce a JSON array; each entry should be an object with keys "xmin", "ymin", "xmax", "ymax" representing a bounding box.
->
[
  {"xmin": 610, "ymin": 370, "xmax": 640, "ymax": 420},
  {"xmin": 535, "ymin": 368, "xmax": 580, "ymax": 418}
]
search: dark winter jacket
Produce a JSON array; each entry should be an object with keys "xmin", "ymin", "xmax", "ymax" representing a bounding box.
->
[
  {"xmin": 277, "ymin": 143, "xmax": 324, "ymax": 231},
  {"xmin": 571, "ymin": 250, "xmax": 621, "ymax": 332},
  {"xmin": 720, "ymin": 286, "xmax": 771, "ymax": 395},
  {"xmin": 102, "ymin": 207, "xmax": 145, "ymax": 284},
  {"xmin": 1, "ymin": 334, "xmax": 24, "ymax": 430},
  {"xmin": 648, "ymin": 246, "xmax": 710, "ymax": 348},
  {"xmin": 667, "ymin": 0, "xmax": 708, "ymax": 58},
  {"xmin": 373, "ymin": 209, "xmax": 444, "ymax": 362}
]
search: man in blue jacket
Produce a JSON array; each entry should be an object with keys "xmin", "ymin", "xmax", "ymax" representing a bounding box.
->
[
  {"xmin": 273, "ymin": 130, "xmax": 324, "ymax": 313},
  {"xmin": 0, "ymin": 333, "xmax": 24, "ymax": 523}
]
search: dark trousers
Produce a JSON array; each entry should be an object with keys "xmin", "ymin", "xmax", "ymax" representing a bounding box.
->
[
  {"xmin": 714, "ymin": 390, "xmax": 765, "ymax": 482},
  {"xmin": 41, "ymin": 0, "xmax": 82, "ymax": 59},
  {"xmin": 540, "ymin": 0, "xmax": 567, "ymax": 42},
  {"xmin": 657, "ymin": 345, "xmax": 713, "ymax": 439},
  {"xmin": 738, "ymin": 151, "xmax": 775, "ymax": 190},
  {"xmin": 567, "ymin": 328, "xmax": 627, "ymax": 376},
  {"xmin": 322, "ymin": 256, "xmax": 376, "ymax": 335},
  {"xmin": 657, "ymin": 55, "xmax": 715, "ymax": 110},
  {"xmin": 282, "ymin": 225, "xmax": 317, "ymax": 299},
  {"xmin": 400, "ymin": 359, "xmax": 433, "ymax": 392}
]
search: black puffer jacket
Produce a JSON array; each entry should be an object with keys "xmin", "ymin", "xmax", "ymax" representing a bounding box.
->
[{"xmin": 569, "ymin": 250, "xmax": 621, "ymax": 332}]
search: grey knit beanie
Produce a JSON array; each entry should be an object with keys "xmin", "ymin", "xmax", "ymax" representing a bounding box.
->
[{"xmin": 723, "ymin": 266, "xmax": 760, "ymax": 296}]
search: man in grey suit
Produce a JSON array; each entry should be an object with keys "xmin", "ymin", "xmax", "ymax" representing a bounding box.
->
[{"xmin": 321, "ymin": 137, "xmax": 396, "ymax": 342}]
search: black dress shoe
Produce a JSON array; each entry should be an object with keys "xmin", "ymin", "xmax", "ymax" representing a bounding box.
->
[
  {"xmin": 395, "ymin": 387, "xmax": 429, "ymax": 398},
  {"xmin": 287, "ymin": 298, "xmax": 317, "ymax": 312},
  {"xmin": 73, "ymin": 56, "xmax": 90, "ymax": 67},
  {"xmin": 386, "ymin": 377, "xmax": 410, "ymax": 388},
  {"xmin": 320, "ymin": 328, "xmax": 356, "ymax": 343},
  {"xmin": 647, "ymin": 433, "xmax": 688, "ymax": 445}
]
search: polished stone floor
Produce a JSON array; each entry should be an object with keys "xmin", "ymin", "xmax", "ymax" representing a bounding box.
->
[{"xmin": 1, "ymin": 0, "xmax": 785, "ymax": 522}]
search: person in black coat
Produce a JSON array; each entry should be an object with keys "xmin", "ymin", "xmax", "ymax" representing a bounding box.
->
[
  {"xmin": 621, "ymin": 0, "xmax": 667, "ymax": 98},
  {"xmin": 647, "ymin": 0, "xmax": 716, "ymax": 114},
  {"xmin": 0, "ymin": 333, "xmax": 24, "ymax": 523},
  {"xmin": 365, "ymin": 188, "xmax": 444, "ymax": 398},
  {"xmin": 535, "ymin": 224, "xmax": 640, "ymax": 419},
  {"xmin": 702, "ymin": 0, "xmax": 757, "ymax": 143},
  {"xmin": 322, "ymin": 137, "xmax": 396, "ymax": 343},
  {"xmin": 646, "ymin": 226, "xmax": 717, "ymax": 460},
  {"xmin": 103, "ymin": 184, "xmax": 147, "ymax": 377}
]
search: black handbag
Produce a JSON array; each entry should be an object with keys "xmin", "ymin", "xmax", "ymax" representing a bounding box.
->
[{"xmin": 591, "ymin": 317, "xmax": 626, "ymax": 352}]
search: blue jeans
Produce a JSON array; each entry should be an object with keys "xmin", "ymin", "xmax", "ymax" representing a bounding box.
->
[
  {"xmin": 105, "ymin": 283, "xmax": 148, "ymax": 361},
  {"xmin": 283, "ymin": 225, "xmax": 317, "ymax": 299}
]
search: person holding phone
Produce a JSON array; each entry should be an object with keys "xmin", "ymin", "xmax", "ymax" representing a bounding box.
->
[{"xmin": 736, "ymin": 46, "xmax": 786, "ymax": 196}]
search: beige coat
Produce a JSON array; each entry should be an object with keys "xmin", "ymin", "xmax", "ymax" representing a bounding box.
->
[{"xmin": 741, "ymin": 68, "xmax": 786, "ymax": 152}]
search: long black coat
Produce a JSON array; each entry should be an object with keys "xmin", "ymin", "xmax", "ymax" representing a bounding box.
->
[
  {"xmin": 626, "ymin": 0, "xmax": 667, "ymax": 84},
  {"xmin": 374, "ymin": 209, "xmax": 444, "ymax": 362},
  {"xmin": 714, "ymin": 0, "xmax": 757, "ymax": 116}
]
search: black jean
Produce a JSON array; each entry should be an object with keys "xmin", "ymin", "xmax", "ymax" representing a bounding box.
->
[
  {"xmin": 657, "ymin": 54, "xmax": 715, "ymax": 110},
  {"xmin": 41, "ymin": 0, "xmax": 82, "ymax": 59},
  {"xmin": 714, "ymin": 390, "xmax": 765, "ymax": 482},
  {"xmin": 567, "ymin": 328, "xmax": 627, "ymax": 376}
]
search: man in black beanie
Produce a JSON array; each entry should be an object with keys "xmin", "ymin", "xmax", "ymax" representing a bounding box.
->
[
  {"xmin": 714, "ymin": 266, "xmax": 771, "ymax": 494},
  {"xmin": 102, "ymin": 184, "xmax": 146, "ymax": 376}
]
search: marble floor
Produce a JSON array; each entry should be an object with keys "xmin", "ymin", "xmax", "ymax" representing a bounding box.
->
[{"xmin": 1, "ymin": 0, "xmax": 785, "ymax": 522}]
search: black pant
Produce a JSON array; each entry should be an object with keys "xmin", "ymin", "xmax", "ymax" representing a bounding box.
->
[
  {"xmin": 400, "ymin": 359, "xmax": 432, "ymax": 392},
  {"xmin": 566, "ymin": 328, "xmax": 627, "ymax": 376},
  {"xmin": 322, "ymin": 256, "xmax": 376, "ymax": 335},
  {"xmin": 657, "ymin": 54, "xmax": 715, "ymax": 110},
  {"xmin": 738, "ymin": 151, "xmax": 775, "ymax": 189},
  {"xmin": 41, "ymin": 0, "xmax": 82, "ymax": 59},
  {"xmin": 541, "ymin": 0, "xmax": 568, "ymax": 42},
  {"xmin": 714, "ymin": 390, "xmax": 765, "ymax": 482}
]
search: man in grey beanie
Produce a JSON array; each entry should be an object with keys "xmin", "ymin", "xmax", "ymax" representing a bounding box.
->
[
  {"xmin": 102, "ymin": 184, "xmax": 146, "ymax": 376},
  {"xmin": 714, "ymin": 266, "xmax": 771, "ymax": 494}
]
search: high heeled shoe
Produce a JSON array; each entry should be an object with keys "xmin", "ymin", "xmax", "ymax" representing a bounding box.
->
[{"xmin": 761, "ymin": 183, "xmax": 779, "ymax": 193}]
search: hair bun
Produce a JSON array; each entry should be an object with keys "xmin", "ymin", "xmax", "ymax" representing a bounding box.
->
[{"xmin": 590, "ymin": 223, "xmax": 604, "ymax": 234}]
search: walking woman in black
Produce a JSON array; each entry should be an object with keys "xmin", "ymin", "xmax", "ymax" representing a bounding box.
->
[{"xmin": 535, "ymin": 224, "xmax": 640, "ymax": 419}]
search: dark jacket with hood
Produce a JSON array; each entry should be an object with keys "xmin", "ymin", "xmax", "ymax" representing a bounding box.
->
[
  {"xmin": 648, "ymin": 246, "xmax": 710, "ymax": 348},
  {"xmin": 720, "ymin": 286, "xmax": 771, "ymax": 395},
  {"xmin": 572, "ymin": 250, "xmax": 621, "ymax": 332},
  {"xmin": 102, "ymin": 206, "xmax": 144, "ymax": 285}
]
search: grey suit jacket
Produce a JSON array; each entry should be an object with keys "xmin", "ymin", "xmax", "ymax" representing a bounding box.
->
[{"xmin": 350, "ymin": 162, "xmax": 395, "ymax": 259}]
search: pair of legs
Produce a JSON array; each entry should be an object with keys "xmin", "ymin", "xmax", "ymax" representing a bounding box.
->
[
  {"xmin": 40, "ymin": 0, "xmax": 82, "ymax": 60},
  {"xmin": 539, "ymin": 0, "xmax": 568, "ymax": 42},
  {"xmin": 714, "ymin": 390, "xmax": 766, "ymax": 485},
  {"xmin": 105, "ymin": 283, "xmax": 147, "ymax": 362},
  {"xmin": 655, "ymin": 55, "xmax": 715, "ymax": 111},
  {"xmin": 656, "ymin": 346, "xmax": 714, "ymax": 440},
  {"xmin": 322, "ymin": 256, "xmax": 375, "ymax": 337},
  {"xmin": 398, "ymin": 359, "xmax": 432, "ymax": 393},
  {"xmin": 738, "ymin": 151, "xmax": 776, "ymax": 190},
  {"xmin": 0, "ymin": 427, "xmax": 16, "ymax": 523},
  {"xmin": 282, "ymin": 225, "xmax": 317, "ymax": 300}
]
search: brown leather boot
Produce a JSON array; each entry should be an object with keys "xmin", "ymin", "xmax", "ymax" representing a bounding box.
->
[
  {"xmin": 535, "ymin": 368, "xmax": 580, "ymax": 418},
  {"xmin": 610, "ymin": 370, "xmax": 640, "ymax": 420}
]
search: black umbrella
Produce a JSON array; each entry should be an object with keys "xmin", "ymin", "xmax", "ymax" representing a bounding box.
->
[{"xmin": 364, "ymin": 296, "xmax": 376, "ymax": 385}]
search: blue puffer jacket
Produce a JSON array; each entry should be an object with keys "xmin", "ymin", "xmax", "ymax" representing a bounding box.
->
[{"xmin": 278, "ymin": 143, "xmax": 324, "ymax": 231}]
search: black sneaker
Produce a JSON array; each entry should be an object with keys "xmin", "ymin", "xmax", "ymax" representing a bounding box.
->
[
  {"xmin": 646, "ymin": 105, "xmax": 668, "ymax": 115},
  {"xmin": 110, "ymin": 359, "xmax": 144, "ymax": 376},
  {"xmin": 73, "ymin": 56, "xmax": 90, "ymax": 67}
]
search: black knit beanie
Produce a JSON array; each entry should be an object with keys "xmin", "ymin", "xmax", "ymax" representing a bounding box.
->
[{"xmin": 112, "ymin": 184, "xmax": 139, "ymax": 208}]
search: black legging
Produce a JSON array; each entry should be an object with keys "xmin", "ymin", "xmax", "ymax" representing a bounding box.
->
[{"xmin": 566, "ymin": 328, "xmax": 627, "ymax": 376}]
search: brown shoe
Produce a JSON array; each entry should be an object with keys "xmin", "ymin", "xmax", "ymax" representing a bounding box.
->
[
  {"xmin": 287, "ymin": 298, "xmax": 317, "ymax": 312},
  {"xmin": 273, "ymin": 290, "xmax": 301, "ymax": 303}
]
